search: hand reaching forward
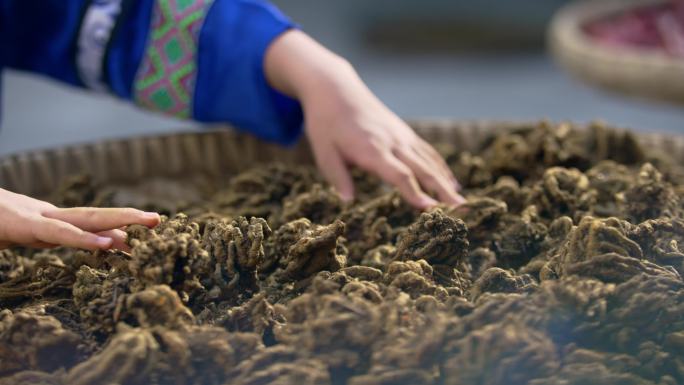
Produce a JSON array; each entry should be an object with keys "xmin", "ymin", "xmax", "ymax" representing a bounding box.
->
[
  {"xmin": 302, "ymin": 73, "xmax": 465, "ymax": 208},
  {"xmin": 0, "ymin": 188, "xmax": 160, "ymax": 250},
  {"xmin": 265, "ymin": 30, "xmax": 465, "ymax": 209}
]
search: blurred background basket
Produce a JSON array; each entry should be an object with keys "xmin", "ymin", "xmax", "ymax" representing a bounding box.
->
[
  {"xmin": 549, "ymin": 0, "xmax": 684, "ymax": 105},
  {"xmin": 1, "ymin": 120, "xmax": 684, "ymax": 200}
]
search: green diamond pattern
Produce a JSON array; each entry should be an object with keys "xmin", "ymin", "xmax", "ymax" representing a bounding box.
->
[{"xmin": 164, "ymin": 38, "xmax": 183, "ymax": 64}]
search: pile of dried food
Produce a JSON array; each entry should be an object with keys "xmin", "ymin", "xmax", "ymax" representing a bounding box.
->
[{"xmin": 2, "ymin": 121, "xmax": 684, "ymax": 385}]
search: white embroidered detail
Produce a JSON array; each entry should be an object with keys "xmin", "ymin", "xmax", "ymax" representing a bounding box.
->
[{"xmin": 76, "ymin": 0, "xmax": 123, "ymax": 92}]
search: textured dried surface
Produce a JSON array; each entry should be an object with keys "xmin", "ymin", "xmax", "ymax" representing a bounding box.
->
[{"xmin": 2, "ymin": 121, "xmax": 684, "ymax": 384}]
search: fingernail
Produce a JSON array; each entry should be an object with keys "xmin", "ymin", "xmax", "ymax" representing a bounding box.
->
[
  {"xmin": 95, "ymin": 236, "xmax": 113, "ymax": 249},
  {"xmin": 455, "ymin": 195, "xmax": 467, "ymax": 206},
  {"xmin": 143, "ymin": 212, "xmax": 160, "ymax": 221},
  {"xmin": 339, "ymin": 192, "xmax": 354, "ymax": 203},
  {"xmin": 420, "ymin": 196, "xmax": 438, "ymax": 209}
]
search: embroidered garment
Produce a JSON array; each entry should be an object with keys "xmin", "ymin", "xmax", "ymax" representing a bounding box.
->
[
  {"xmin": 0, "ymin": 0, "xmax": 304, "ymax": 145},
  {"xmin": 134, "ymin": 0, "xmax": 214, "ymax": 118},
  {"xmin": 76, "ymin": 0, "xmax": 124, "ymax": 92}
]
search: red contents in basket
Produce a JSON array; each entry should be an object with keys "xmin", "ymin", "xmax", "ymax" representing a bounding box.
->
[{"xmin": 584, "ymin": 0, "xmax": 684, "ymax": 57}]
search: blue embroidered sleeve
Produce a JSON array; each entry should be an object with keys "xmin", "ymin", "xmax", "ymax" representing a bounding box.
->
[
  {"xmin": 193, "ymin": 0, "xmax": 304, "ymax": 145},
  {"xmin": 0, "ymin": 0, "xmax": 304, "ymax": 145}
]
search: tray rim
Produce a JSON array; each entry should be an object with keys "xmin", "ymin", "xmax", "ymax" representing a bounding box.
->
[{"xmin": 0, "ymin": 119, "xmax": 681, "ymax": 198}]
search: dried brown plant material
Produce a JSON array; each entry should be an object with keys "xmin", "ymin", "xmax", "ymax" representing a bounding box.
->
[
  {"xmin": 562, "ymin": 252, "xmax": 680, "ymax": 283},
  {"xmin": 210, "ymin": 164, "xmax": 320, "ymax": 219},
  {"xmin": 348, "ymin": 368, "xmax": 434, "ymax": 385},
  {"xmin": 528, "ymin": 348, "xmax": 658, "ymax": 385},
  {"xmin": 4, "ymin": 121, "xmax": 684, "ymax": 384},
  {"xmin": 0, "ymin": 250, "xmax": 21, "ymax": 282},
  {"xmin": 543, "ymin": 216, "xmax": 575, "ymax": 249},
  {"xmin": 275, "ymin": 293, "xmax": 383, "ymax": 378},
  {"xmin": 0, "ymin": 310, "xmax": 81, "ymax": 374},
  {"xmin": 450, "ymin": 152, "xmax": 494, "ymax": 188},
  {"xmin": 630, "ymin": 218, "xmax": 684, "ymax": 274},
  {"xmin": 274, "ymin": 219, "xmax": 347, "ymax": 283},
  {"xmin": 0, "ymin": 370, "xmax": 65, "ymax": 385},
  {"xmin": 64, "ymin": 325, "xmax": 164, "ymax": 385},
  {"xmin": 202, "ymin": 216, "xmax": 272, "ymax": 300},
  {"xmin": 338, "ymin": 266, "xmax": 385, "ymax": 282},
  {"xmin": 464, "ymin": 247, "xmax": 498, "ymax": 279},
  {"xmin": 528, "ymin": 167, "xmax": 595, "ymax": 221},
  {"xmin": 383, "ymin": 260, "xmax": 450, "ymax": 300},
  {"xmin": 441, "ymin": 322, "xmax": 560, "ymax": 385},
  {"xmin": 361, "ymin": 244, "xmax": 396, "ymax": 271},
  {"xmin": 0, "ymin": 251, "xmax": 75, "ymax": 304},
  {"xmin": 305, "ymin": 269, "xmax": 386, "ymax": 308},
  {"xmin": 586, "ymin": 160, "xmax": 633, "ymax": 217},
  {"xmin": 541, "ymin": 216, "xmax": 645, "ymax": 281},
  {"xmin": 122, "ymin": 285, "xmax": 195, "ymax": 329},
  {"xmin": 222, "ymin": 293, "xmax": 281, "ymax": 335},
  {"xmin": 340, "ymin": 192, "xmax": 418, "ymax": 261},
  {"xmin": 481, "ymin": 121, "xmax": 644, "ymax": 182},
  {"xmin": 279, "ymin": 184, "xmax": 343, "ymax": 225},
  {"xmin": 481, "ymin": 176, "xmax": 529, "ymax": 213},
  {"xmin": 481, "ymin": 122, "xmax": 587, "ymax": 180},
  {"xmin": 51, "ymin": 175, "xmax": 101, "ymax": 208},
  {"xmin": 450, "ymin": 198, "xmax": 507, "ymax": 240},
  {"xmin": 599, "ymin": 274, "xmax": 684, "ymax": 352},
  {"xmin": 185, "ymin": 328, "xmax": 263, "ymax": 384},
  {"xmin": 349, "ymin": 169, "xmax": 385, "ymax": 201},
  {"xmin": 485, "ymin": 129, "xmax": 541, "ymax": 180},
  {"xmin": 65, "ymin": 324, "xmax": 261, "ymax": 385},
  {"xmin": 494, "ymin": 206, "xmax": 548, "ymax": 269},
  {"xmin": 263, "ymin": 218, "xmax": 311, "ymax": 274},
  {"xmin": 230, "ymin": 346, "xmax": 331, "ymax": 385},
  {"xmin": 72, "ymin": 266, "xmax": 132, "ymax": 336},
  {"xmin": 625, "ymin": 163, "xmax": 681, "ymax": 222},
  {"xmin": 128, "ymin": 214, "xmax": 210, "ymax": 302},
  {"xmin": 394, "ymin": 209, "xmax": 469, "ymax": 267},
  {"xmin": 350, "ymin": 217, "xmax": 393, "ymax": 264},
  {"xmin": 469, "ymin": 267, "xmax": 538, "ymax": 300}
]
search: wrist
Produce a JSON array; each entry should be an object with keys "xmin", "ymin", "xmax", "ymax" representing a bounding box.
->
[
  {"xmin": 264, "ymin": 30, "xmax": 362, "ymax": 103},
  {"xmin": 297, "ymin": 56, "xmax": 362, "ymax": 105}
]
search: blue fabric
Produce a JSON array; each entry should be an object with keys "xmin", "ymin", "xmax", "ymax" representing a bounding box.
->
[
  {"xmin": 0, "ymin": 0, "xmax": 304, "ymax": 145},
  {"xmin": 195, "ymin": 0, "xmax": 303, "ymax": 145},
  {"xmin": 0, "ymin": 0, "xmax": 87, "ymax": 86}
]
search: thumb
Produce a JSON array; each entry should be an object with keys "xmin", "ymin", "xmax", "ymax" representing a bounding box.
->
[{"xmin": 312, "ymin": 144, "xmax": 355, "ymax": 202}]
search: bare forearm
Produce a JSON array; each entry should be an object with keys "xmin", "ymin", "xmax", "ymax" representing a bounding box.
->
[{"xmin": 263, "ymin": 30, "xmax": 360, "ymax": 104}]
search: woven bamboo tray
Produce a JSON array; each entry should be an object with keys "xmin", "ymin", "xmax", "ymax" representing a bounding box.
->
[
  {"xmin": 549, "ymin": 0, "xmax": 684, "ymax": 105},
  {"xmin": 0, "ymin": 120, "xmax": 682, "ymax": 199}
]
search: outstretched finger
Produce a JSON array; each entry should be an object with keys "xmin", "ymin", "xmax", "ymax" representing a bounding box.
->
[
  {"xmin": 372, "ymin": 153, "xmax": 437, "ymax": 209},
  {"xmin": 35, "ymin": 218, "xmax": 113, "ymax": 250},
  {"xmin": 97, "ymin": 229, "xmax": 129, "ymax": 252},
  {"xmin": 395, "ymin": 148, "xmax": 465, "ymax": 206},
  {"xmin": 43, "ymin": 207, "xmax": 160, "ymax": 232},
  {"xmin": 312, "ymin": 143, "xmax": 355, "ymax": 202},
  {"xmin": 417, "ymin": 140, "xmax": 460, "ymax": 190}
]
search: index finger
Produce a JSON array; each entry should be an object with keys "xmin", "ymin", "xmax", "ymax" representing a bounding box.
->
[
  {"xmin": 367, "ymin": 152, "xmax": 438, "ymax": 209},
  {"xmin": 43, "ymin": 207, "xmax": 160, "ymax": 233},
  {"xmin": 34, "ymin": 218, "xmax": 113, "ymax": 250}
]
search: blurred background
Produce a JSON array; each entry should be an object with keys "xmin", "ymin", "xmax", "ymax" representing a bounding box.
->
[{"xmin": 1, "ymin": 0, "xmax": 683, "ymax": 156}]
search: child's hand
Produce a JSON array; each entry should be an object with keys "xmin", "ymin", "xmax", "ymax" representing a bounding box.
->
[
  {"xmin": 265, "ymin": 31, "xmax": 464, "ymax": 208},
  {"xmin": 0, "ymin": 188, "xmax": 160, "ymax": 250}
]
